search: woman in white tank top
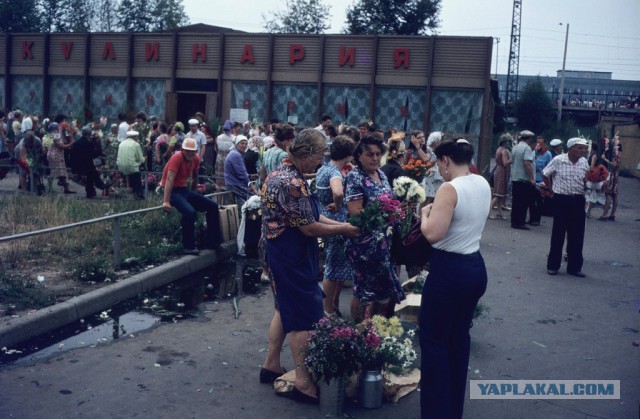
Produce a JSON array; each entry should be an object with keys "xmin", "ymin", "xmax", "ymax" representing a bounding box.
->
[{"xmin": 418, "ymin": 139, "xmax": 491, "ymax": 419}]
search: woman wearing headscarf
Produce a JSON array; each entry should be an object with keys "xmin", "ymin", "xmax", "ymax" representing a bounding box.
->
[
  {"xmin": 261, "ymin": 129, "xmax": 359, "ymax": 403},
  {"xmin": 419, "ymin": 139, "xmax": 491, "ymax": 419},
  {"xmin": 224, "ymin": 135, "xmax": 256, "ymax": 209},
  {"xmin": 45, "ymin": 122, "xmax": 75, "ymax": 194},
  {"xmin": 423, "ymin": 131, "xmax": 445, "ymax": 205}
]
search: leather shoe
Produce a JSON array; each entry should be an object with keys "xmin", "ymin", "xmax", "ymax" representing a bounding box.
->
[
  {"xmin": 511, "ymin": 225, "xmax": 530, "ymax": 230},
  {"xmin": 568, "ymin": 271, "xmax": 586, "ymax": 278},
  {"xmin": 547, "ymin": 269, "xmax": 558, "ymax": 275}
]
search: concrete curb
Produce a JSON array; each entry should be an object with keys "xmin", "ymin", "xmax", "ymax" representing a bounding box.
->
[{"xmin": 0, "ymin": 242, "xmax": 235, "ymax": 349}]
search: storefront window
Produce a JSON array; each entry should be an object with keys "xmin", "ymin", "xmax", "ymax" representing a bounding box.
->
[
  {"xmin": 90, "ymin": 78, "xmax": 127, "ymax": 120},
  {"xmin": 375, "ymin": 87, "xmax": 426, "ymax": 132},
  {"xmin": 134, "ymin": 79, "xmax": 165, "ymax": 120},
  {"xmin": 272, "ymin": 84, "xmax": 318, "ymax": 126},
  {"xmin": 429, "ymin": 89, "xmax": 483, "ymax": 137},
  {"xmin": 12, "ymin": 76, "xmax": 43, "ymax": 114},
  {"xmin": 49, "ymin": 77, "xmax": 84, "ymax": 118},
  {"xmin": 322, "ymin": 85, "xmax": 370, "ymax": 126},
  {"xmin": 231, "ymin": 82, "xmax": 267, "ymax": 123}
]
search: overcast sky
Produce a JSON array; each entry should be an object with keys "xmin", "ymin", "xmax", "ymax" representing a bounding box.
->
[{"xmin": 183, "ymin": 0, "xmax": 640, "ymax": 81}]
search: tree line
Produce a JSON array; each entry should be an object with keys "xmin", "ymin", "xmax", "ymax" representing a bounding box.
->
[
  {"xmin": 0, "ymin": 0, "xmax": 188, "ymax": 33},
  {"xmin": 1, "ymin": 0, "xmax": 442, "ymax": 35}
]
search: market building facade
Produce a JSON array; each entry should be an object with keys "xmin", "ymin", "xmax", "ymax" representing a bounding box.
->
[{"xmin": 0, "ymin": 25, "xmax": 496, "ymax": 170}]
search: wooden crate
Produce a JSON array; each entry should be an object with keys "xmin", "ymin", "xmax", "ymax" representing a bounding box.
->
[{"xmin": 219, "ymin": 204, "xmax": 240, "ymax": 242}]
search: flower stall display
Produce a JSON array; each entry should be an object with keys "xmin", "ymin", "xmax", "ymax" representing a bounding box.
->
[
  {"xmin": 393, "ymin": 176, "xmax": 426, "ymax": 236},
  {"xmin": 360, "ymin": 315, "xmax": 417, "ymax": 373}
]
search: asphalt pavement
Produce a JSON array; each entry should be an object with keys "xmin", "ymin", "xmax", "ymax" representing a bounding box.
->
[{"xmin": 0, "ymin": 175, "xmax": 638, "ymax": 418}]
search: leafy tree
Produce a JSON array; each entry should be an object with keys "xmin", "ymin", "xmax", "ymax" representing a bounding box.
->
[
  {"xmin": 0, "ymin": 0, "xmax": 43, "ymax": 32},
  {"xmin": 514, "ymin": 77, "xmax": 554, "ymax": 135},
  {"xmin": 263, "ymin": 0, "xmax": 331, "ymax": 34},
  {"xmin": 117, "ymin": 0, "xmax": 153, "ymax": 32},
  {"xmin": 40, "ymin": 0, "xmax": 66, "ymax": 32},
  {"xmin": 91, "ymin": 0, "xmax": 121, "ymax": 32},
  {"xmin": 344, "ymin": 0, "xmax": 441, "ymax": 35},
  {"xmin": 151, "ymin": 0, "xmax": 188, "ymax": 31}
]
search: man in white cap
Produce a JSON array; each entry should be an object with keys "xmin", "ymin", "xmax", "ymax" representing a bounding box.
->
[
  {"xmin": 542, "ymin": 137, "xmax": 589, "ymax": 277},
  {"xmin": 510, "ymin": 130, "xmax": 536, "ymax": 230},
  {"xmin": 117, "ymin": 130, "xmax": 145, "ymax": 199},
  {"xmin": 549, "ymin": 139, "xmax": 563, "ymax": 157},
  {"xmin": 185, "ymin": 118, "xmax": 207, "ymax": 159},
  {"xmin": 160, "ymin": 137, "xmax": 222, "ymax": 255}
]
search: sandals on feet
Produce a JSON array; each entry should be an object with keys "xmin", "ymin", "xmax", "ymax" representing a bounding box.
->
[{"xmin": 277, "ymin": 386, "xmax": 319, "ymax": 405}]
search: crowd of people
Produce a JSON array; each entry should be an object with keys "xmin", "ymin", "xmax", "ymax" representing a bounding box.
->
[
  {"xmin": 488, "ymin": 129, "xmax": 624, "ymax": 279},
  {"xmin": 4, "ymin": 104, "xmax": 628, "ymax": 417}
]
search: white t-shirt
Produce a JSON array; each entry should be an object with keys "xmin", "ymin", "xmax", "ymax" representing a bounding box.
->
[
  {"xmin": 432, "ymin": 174, "xmax": 491, "ymax": 254},
  {"xmin": 185, "ymin": 130, "xmax": 207, "ymax": 155},
  {"xmin": 118, "ymin": 121, "xmax": 129, "ymax": 142}
]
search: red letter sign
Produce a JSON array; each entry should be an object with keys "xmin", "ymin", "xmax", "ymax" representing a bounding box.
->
[
  {"xmin": 103, "ymin": 42, "xmax": 116, "ymax": 60},
  {"xmin": 339, "ymin": 46, "xmax": 355, "ymax": 67},
  {"xmin": 145, "ymin": 43, "xmax": 159, "ymax": 61},
  {"xmin": 22, "ymin": 42, "xmax": 34, "ymax": 59},
  {"xmin": 192, "ymin": 44, "xmax": 206, "ymax": 62},
  {"xmin": 394, "ymin": 48, "xmax": 410, "ymax": 69},
  {"xmin": 289, "ymin": 45, "xmax": 305, "ymax": 64},
  {"xmin": 61, "ymin": 42, "xmax": 73, "ymax": 60},
  {"xmin": 241, "ymin": 45, "xmax": 255, "ymax": 64}
]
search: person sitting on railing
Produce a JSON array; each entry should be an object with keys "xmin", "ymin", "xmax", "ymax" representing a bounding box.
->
[{"xmin": 160, "ymin": 137, "xmax": 223, "ymax": 255}]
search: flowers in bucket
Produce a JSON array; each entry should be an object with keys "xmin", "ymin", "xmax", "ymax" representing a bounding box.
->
[
  {"xmin": 348, "ymin": 193, "xmax": 405, "ymax": 236},
  {"xmin": 360, "ymin": 316, "xmax": 417, "ymax": 373},
  {"xmin": 305, "ymin": 316, "xmax": 367, "ymax": 385},
  {"xmin": 393, "ymin": 176, "xmax": 426, "ymax": 236},
  {"xmin": 402, "ymin": 157, "xmax": 433, "ymax": 183},
  {"xmin": 585, "ymin": 164, "xmax": 609, "ymax": 183}
]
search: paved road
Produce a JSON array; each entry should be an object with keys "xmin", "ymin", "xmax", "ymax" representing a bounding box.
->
[{"xmin": 0, "ymin": 176, "xmax": 638, "ymax": 418}]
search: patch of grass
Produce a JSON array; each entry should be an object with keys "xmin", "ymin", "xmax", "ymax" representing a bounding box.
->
[
  {"xmin": 0, "ymin": 272, "xmax": 55, "ymax": 314},
  {"xmin": 69, "ymin": 258, "xmax": 113, "ymax": 283}
]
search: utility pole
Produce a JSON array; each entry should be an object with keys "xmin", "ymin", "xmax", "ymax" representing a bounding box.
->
[
  {"xmin": 494, "ymin": 37, "xmax": 500, "ymax": 78},
  {"xmin": 505, "ymin": 0, "xmax": 522, "ymax": 112},
  {"xmin": 557, "ymin": 23, "xmax": 569, "ymax": 122}
]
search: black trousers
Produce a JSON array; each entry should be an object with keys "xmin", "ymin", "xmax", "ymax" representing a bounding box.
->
[
  {"xmin": 529, "ymin": 188, "xmax": 543, "ymax": 223},
  {"xmin": 547, "ymin": 194, "xmax": 586, "ymax": 273},
  {"xmin": 511, "ymin": 181, "xmax": 535, "ymax": 227}
]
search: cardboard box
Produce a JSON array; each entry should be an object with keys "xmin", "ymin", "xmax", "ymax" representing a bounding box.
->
[
  {"xmin": 219, "ymin": 204, "xmax": 240, "ymax": 242},
  {"xmin": 394, "ymin": 293, "xmax": 421, "ymax": 325}
]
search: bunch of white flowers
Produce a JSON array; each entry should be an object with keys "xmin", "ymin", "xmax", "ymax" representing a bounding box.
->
[{"xmin": 393, "ymin": 176, "xmax": 426, "ymax": 204}]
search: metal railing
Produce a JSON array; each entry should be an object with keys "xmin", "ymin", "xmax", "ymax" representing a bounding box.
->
[{"xmin": 0, "ymin": 189, "xmax": 234, "ymax": 269}]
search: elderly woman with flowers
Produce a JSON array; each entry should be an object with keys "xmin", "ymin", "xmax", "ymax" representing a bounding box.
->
[
  {"xmin": 261, "ymin": 129, "xmax": 359, "ymax": 404},
  {"xmin": 345, "ymin": 135, "xmax": 406, "ymax": 321}
]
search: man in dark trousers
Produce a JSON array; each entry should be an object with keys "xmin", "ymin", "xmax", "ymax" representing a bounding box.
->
[
  {"xmin": 543, "ymin": 137, "xmax": 589, "ymax": 277},
  {"xmin": 73, "ymin": 126, "xmax": 106, "ymax": 198},
  {"xmin": 160, "ymin": 137, "xmax": 223, "ymax": 255},
  {"xmin": 510, "ymin": 130, "xmax": 536, "ymax": 230}
]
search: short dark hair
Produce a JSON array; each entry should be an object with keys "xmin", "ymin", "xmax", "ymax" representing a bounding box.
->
[
  {"xmin": 434, "ymin": 139, "xmax": 474, "ymax": 165},
  {"xmin": 321, "ymin": 114, "xmax": 332, "ymax": 122},
  {"xmin": 340, "ymin": 126, "xmax": 361, "ymax": 143},
  {"xmin": 136, "ymin": 112, "xmax": 147, "ymax": 121},
  {"xmin": 330, "ymin": 135, "xmax": 355, "ymax": 160},
  {"xmin": 273, "ymin": 123, "xmax": 295, "ymax": 144},
  {"xmin": 118, "ymin": 112, "xmax": 127, "ymax": 122},
  {"xmin": 325, "ymin": 124, "xmax": 337, "ymax": 138},
  {"xmin": 159, "ymin": 122, "xmax": 168, "ymax": 134},
  {"xmin": 353, "ymin": 135, "xmax": 388, "ymax": 168}
]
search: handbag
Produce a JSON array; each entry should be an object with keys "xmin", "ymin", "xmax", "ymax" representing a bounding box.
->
[{"xmin": 391, "ymin": 218, "xmax": 432, "ymax": 266}]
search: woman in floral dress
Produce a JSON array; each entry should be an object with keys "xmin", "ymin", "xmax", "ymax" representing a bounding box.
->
[
  {"xmin": 345, "ymin": 135, "xmax": 406, "ymax": 321},
  {"xmin": 45, "ymin": 122, "xmax": 75, "ymax": 194},
  {"xmin": 315, "ymin": 135, "xmax": 356, "ymax": 318},
  {"xmin": 599, "ymin": 136, "xmax": 623, "ymax": 221}
]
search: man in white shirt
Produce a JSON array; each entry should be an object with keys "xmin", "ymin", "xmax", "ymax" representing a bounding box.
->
[
  {"xmin": 185, "ymin": 119, "xmax": 207, "ymax": 159},
  {"xmin": 314, "ymin": 114, "xmax": 332, "ymax": 141},
  {"xmin": 542, "ymin": 137, "xmax": 589, "ymax": 277}
]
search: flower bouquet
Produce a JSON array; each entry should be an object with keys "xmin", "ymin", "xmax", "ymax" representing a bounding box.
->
[
  {"xmin": 348, "ymin": 193, "xmax": 405, "ymax": 236},
  {"xmin": 585, "ymin": 164, "xmax": 609, "ymax": 183},
  {"xmin": 393, "ymin": 176, "xmax": 426, "ymax": 236},
  {"xmin": 360, "ymin": 315, "xmax": 417, "ymax": 374},
  {"xmin": 402, "ymin": 157, "xmax": 433, "ymax": 183},
  {"xmin": 305, "ymin": 316, "xmax": 367, "ymax": 385}
]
